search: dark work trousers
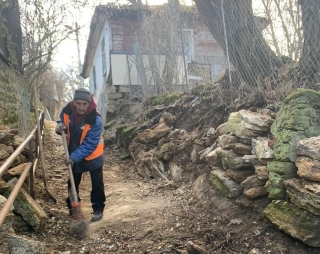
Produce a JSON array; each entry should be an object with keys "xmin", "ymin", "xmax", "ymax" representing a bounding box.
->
[{"xmin": 66, "ymin": 166, "xmax": 106, "ymax": 213}]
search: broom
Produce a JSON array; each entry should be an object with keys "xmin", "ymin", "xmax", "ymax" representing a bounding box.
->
[{"xmin": 61, "ymin": 130, "xmax": 89, "ymax": 238}]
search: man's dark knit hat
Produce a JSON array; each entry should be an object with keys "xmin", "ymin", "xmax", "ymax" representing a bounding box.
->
[{"xmin": 74, "ymin": 88, "xmax": 91, "ymax": 102}]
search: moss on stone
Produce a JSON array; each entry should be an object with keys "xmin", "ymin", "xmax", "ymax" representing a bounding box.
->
[
  {"xmin": 272, "ymin": 89, "xmax": 320, "ymax": 135},
  {"xmin": 284, "ymin": 88, "xmax": 320, "ymax": 104},
  {"xmin": 116, "ymin": 124, "xmax": 128, "ymax": 132},
  {"xmin": 2, "ymin": 112, "xmax": 19, "ymax": 125},
  {"xmin": 155, "ymin": 142, "xmax": 173, "ymax": 161},
  {"xmin": 216, "ymin": 149, "xmax": 242, "ymax": 170},
  {"xmin": 271, "ymin": 89, "xmax": 320, "ymax": 164},
  {"xmin": 264, "ymin": 200, "xmax": 320, "ymax": 247},
  {"xmin": 273, "ymin": 142, "xmax": 290, "ymax": 162},
  {"xmin": 210, "ymin": 173, "xmax": 231, "ymax": 196},
  {"xmin": 267, "ymin": 186, "xmax": 286, "ymax": 200},
  {"xmin": 265, "ymin": 164, "xmax": 297, "ymax": 200},
  {"xmin": 123, "ymin": 126, "xmax": 136, "ymax": 134},
  {"xmin": 267, "ymin": 161, "xmax": 297, "ymax": 175},
  {"xmin": 151, "ymin": 94, "xmax": 179, "ymax": 106},
  {"xmin": 116, "ymin": 124, "xmax": 136, "ymax": 148}
]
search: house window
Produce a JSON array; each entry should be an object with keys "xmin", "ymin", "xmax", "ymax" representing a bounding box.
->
[
  {"xmin": 90, "ymin": 66, "xmax": 97, "ymax": 94},
  {"xmin": 180, "ymin": 29, "xmax": 194, "ymax": 63},
  {"xmin": 101, "ymin": 37, "xmax": 106, "ymax": 75}
]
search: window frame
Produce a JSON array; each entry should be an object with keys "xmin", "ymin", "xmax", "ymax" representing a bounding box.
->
[
  {"xmin": 180, "ymin": 29, "xmax": 194, "ymax": 63},
  {"xmin": 101, "ymin": 37, "xmax": 106, "ymax": 76}
]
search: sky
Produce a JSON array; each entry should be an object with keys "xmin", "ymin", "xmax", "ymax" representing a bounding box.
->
[{"xmin": 52, "ymin": 0, "xmax": 193, "ymax": 76}]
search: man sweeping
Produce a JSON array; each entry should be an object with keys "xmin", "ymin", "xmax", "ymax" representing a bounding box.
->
[{"xmin": 55, "ymin": 88, "xmax": 106, "ymax": 222}]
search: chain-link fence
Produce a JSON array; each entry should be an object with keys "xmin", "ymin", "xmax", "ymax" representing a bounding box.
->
[{"xmin": 130, "ymin": 0, "xmax": 320, "ymax": 104}]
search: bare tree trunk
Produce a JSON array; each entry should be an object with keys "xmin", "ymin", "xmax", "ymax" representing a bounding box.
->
[
  {"xmin": 163, "ymin": 0, "xmax": 180, "ymax": 92},
  {"xmin": 194, "ymin": 0, "xmax": 281, "ymax": 86},
  {"xmin": 288, "ymin": 1, "xmax": 303, "ymax": 61},
  {"xmin": 261, "ymin": 0, "xmax": 281, "ymax": 57},
  {"xmin": 298, "ymin": 0, "xmax": 320, "ymax": 85}
]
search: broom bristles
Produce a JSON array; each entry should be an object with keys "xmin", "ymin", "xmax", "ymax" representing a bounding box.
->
[
  {"xmin": 69, "ymin": 201, "xmax": 89, "ymax": 238},
  {"xmin": 70, "ymin": 218, "xmax": 89, "ymax": 239}
]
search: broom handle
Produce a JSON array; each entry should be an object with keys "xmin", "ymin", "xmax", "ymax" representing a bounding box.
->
[{"xmin": 61, "ymin": 131, "xmax": 79, "ymax": 204}]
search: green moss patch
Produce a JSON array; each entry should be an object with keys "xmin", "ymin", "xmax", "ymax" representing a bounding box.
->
[{"xmin": 151, "ymin": 94, "xmax": 179, "ymax": 106}]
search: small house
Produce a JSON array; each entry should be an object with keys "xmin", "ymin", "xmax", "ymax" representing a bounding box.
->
[{"xmin": 81, "ymin": 3, "xmax": 227, "ymax": 123}]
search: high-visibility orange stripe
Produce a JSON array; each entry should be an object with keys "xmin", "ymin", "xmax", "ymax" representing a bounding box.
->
[
  {"xmin": 63, "ymin": 113, "xmax": 70, "ymax": 145},
  {"xmin": 64, "ymin": 114, "xmax": 103, "ymax": 161},
  {"xmin": 80, "ymin": 124, "xmax": 91, "ymax": 144},
  {"xmin": 85, "ymin": 138, "xmax": 104, "ymax": 160}
]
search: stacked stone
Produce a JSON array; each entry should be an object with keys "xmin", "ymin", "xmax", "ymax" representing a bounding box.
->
[
  {"xmin": 205, "ymin": 109, "xmax": 275, "ymax": 199},
  {"xmin": 0, "ymin": 124, "xmax": 27, "ymax": 189},
  {"xmin": 263, "ymin": 89, "xmax": 320, "ymax": 247},
  {"xmin": 129, "ymin": 111, "xmax": 195, "ymax": 179},
  {"xmin": 243, "ymin": 137, "xmax": 275, "ymax": 198},
  {"xmin": 284, "ymin": 136, "xmax": 320, "ymax": 216},
  {"xmin": 0, "ymin": 124, "xmax": 47, "ymax": 236},
  {"xmin": 0, "ymin": 125, "xmax": 26, "ymax": 233},
  {"xmin": 265, "ymin": 138, "xmax": 320, "ymax": 248},
  {"xmin": 266, "ymin": 89, "xmax": 320, "ymax": 200}
]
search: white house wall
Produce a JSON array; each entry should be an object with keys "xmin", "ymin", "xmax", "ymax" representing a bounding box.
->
[
  {"xmin": 110, "ymin": 53, "xmax": 187, "ymax": 86},
  {"xmin": 89, "ymin": 20, "xmax": 111, "ymax": 125}
]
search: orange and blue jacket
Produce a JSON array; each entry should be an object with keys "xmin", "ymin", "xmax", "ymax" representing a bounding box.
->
[{"xmin": 57, "ymin": 102, "xmax": 104, "ymax": 172}]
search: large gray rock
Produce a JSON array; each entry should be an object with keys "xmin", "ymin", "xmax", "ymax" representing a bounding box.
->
[
  {"xmin": 134, "ymin": 151, "xmax": 165, "ymax": 179},
  {"xmin": 205, "ymin": 147, "xmax": 222, "ymax": 168},
  {"xmin": 134, "ymin": 122, "xmax": 171, "ymax": 144},
  {"xmin": 190, "ymin": 144, "xmax": 205, "ymax": 163},
  {"xmin": 2, "ymin": 163, "xmax": 29, "ymax": 182},
  {"xmin": 217, "ymin": 134, "xmax": 239, "ymax": 149},
  {"xmin": 6, "ymin": 233, "xmax": 46, "ymax": 254},
  {"xmin": 0, "ymin": 178, "xmax": 9, "ymax": 194},
  {"xmin": 254, "ymin": 165, "xmax": 269, "ymax": 180},
  {"xmin": 216, "ymin": 149, "xmax": 251, "ymax": 170},
  {"xmin": 241, "ymin": 174, "xmax": 268, "ymax": 199},
  {"xmin": 252, "ymin": 137, "xmax": 274, "ymax": 164},
  {"xmin": 264, "ymin": 200, "xmax": 320, "ymax": 247},
  {"xmin": 241, "ymin": 155, "xmax": 260, "ymax": 165},
  {"xmin": 192, "ymin": 173, "xmax": 215, "ymax": 200},
  {"xmin": 266, "ymin": 161, "xmax": 297, "ymax": 200},
  {"xmin": 297, "ymin": 136, "xmax": 320, "ymax": 160},
  {"xmin": 199, "ymin": 142, "xmax": 217, "ymax": 161},
  {"xmin": 227, "ymin": 110, "xmax": 274, "ymax": 138},
  {"xmin": 210, "ymin": 170, "xmax": 243, "ymax": 198},
  {"xmin": 3, "ymin": 179, "xmax": 47, "ymax": 231},
  {"xmin": 0, "ymin": 143, "xmax": 14, "ymax": 160},
  {"xmin": 215, "ymin": 122, "xmax": 232, "ymax": 137},
  {"xmin": 233, "ymin": 143, "xmax": 252, "ymax": 155},
  {"xmin": 161, "ymin": 112, "xmax": 176, "ymax": 127},
  {"xmin": 296, "ymin": 156, "xmax": 320, "ymax": 182},
  {"xmin": 0, "ymin": 131, "xmax": 15, "ymax": 146},
  {"xmin": 226, "ymin": 168, "xmax": 254, "ymax": 184},
  {"xmin": 0, "ymin": 195, "xmax": 14, "ymax": 231},
  {"xmin": 240, "ymin": 175, "xmax": 266, "ymax": 188},
  {"xmin": 271, "ymin": 89, "xmax": 320, "ymax": 162},
  {"xmin": 244, "ymin": 186, "xmax": 268, "ymax": 199},
  {"xmin": 284, "ymin": 178, "xmax": 320, "ymax": 216},
  {"xmin": 154, "ymin": 141, "xmax": 174, "ymax": 162}
]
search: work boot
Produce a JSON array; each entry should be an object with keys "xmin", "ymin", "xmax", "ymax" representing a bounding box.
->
[{"xmin": 91, "ymin": 211, "xmax": 103, "ymax": 222}]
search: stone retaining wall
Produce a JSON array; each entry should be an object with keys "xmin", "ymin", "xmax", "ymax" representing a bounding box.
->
[{"xmin": 0, "ymin": 60, "xmax": 29, "ymax": 137}]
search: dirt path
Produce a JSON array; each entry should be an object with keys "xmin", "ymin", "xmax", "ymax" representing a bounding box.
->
[
  {"xmin": 39, "ymin": 121, "xmax": 195, "ymax": 253},
  {"xmin": 28, "ymin": 120, "xmax": 320, "ymax": 254}
]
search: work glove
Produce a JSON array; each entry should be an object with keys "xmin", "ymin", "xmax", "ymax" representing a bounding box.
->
[
  {"xmin": 64, "ymin": 158, "xmax": 74, "ymax": 168},
  {"xmin": 55, "ymin": 123, "xmax": 66, "ymax": 134}
]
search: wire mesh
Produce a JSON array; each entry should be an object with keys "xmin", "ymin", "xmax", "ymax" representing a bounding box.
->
[{"xmin": 132, "ymin": 0, "xmax": 320, "ymax": 104}]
